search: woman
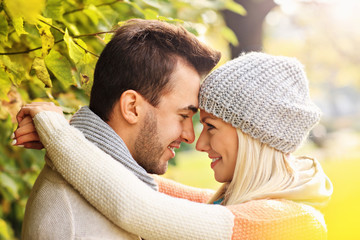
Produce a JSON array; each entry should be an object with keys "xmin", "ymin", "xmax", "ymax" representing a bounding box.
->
[{"xmin": 16, "ymin": 52, "xmax": 333, "ymax": 239}]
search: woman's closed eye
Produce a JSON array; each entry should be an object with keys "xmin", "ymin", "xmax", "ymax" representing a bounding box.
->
[{"xmin": 205, "ymin": 122, "xmax": 215, "ymax": 131}]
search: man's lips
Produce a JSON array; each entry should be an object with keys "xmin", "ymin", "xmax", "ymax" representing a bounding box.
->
[{"xmin": 167, "ymin": 142, "xmax": 181, "ymax": 158}]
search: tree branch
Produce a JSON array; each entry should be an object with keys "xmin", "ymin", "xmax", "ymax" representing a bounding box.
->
[
  {"xmin": 38, "ymin": 19, "xmax": 65, "ymax": 34},
  {"xmin": 0, "ymin": 40, "xmax": 64, "ymax": 55},
  {"xmin": 0, "ymin": 30, "xmax": 113, "ymax": 56},
  {"xmin": 72, "ymin": 39, "xmax": 100, "ymax": 58},
  {"xmin": 73, "ymin": 30, "xmax": 115, "ymax": 38},
  {"xmin": 64, "ymin": 0, "xmax": 123, "ymax": 16}
]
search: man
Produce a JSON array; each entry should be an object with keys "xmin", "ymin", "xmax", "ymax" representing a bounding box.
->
[{"xmin": 14, "ymin": 19, "xmax": 220, "ymax": 239}]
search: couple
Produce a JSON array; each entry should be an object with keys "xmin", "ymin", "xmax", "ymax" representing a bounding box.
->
[{"xmin": 14, "ymin": 19, "xmax": 333, "ymax": 239}]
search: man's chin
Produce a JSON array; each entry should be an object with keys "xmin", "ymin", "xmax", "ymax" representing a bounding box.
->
[{"xmin": 153, "ymin": 161, "xmax": 169, "ymax": 175}]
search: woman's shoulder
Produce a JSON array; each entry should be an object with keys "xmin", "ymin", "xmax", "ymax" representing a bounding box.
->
[
  {"xmin": 226, "ymin": 199, "xmax": 327, "ymax": 240},
  {"xmin": 227, "ymin": 199, "xmax": 323, "ymax": 219}
]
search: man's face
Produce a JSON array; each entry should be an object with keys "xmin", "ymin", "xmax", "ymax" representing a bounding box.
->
[{"xmin": 133, "ymin": 59, "xmax": 201, "ymax": 174}]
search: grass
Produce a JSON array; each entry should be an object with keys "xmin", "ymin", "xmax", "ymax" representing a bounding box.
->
[{"xmin": 165, "ymin": 150, "xmax": 360, "ymax": 240}]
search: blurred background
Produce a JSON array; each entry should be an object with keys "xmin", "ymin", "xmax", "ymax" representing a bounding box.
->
[{"xmin": 0, "ymin": 0, "xmax": 359, "ymax": 239}]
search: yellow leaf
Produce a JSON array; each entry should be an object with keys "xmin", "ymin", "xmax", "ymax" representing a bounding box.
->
[
  {"xmin": 103, "ymin": 33, "xmax": 113, "ymax": 44},
  {"xmin": 221, "ymin": 26, "xmax": 239, "ymax": 46},
  {"xmin": 0, "ymin": 68, "xmax": 11, "ymax": 101},
  {"xmin": 32, "ymin": 57, "xmax": 52, "ymax": 88},
  {"xmin": 0, "ymin": 218, "xmax": 12, "ymax": 239},
  {"xmin": 4, "ymin": 0, "xmax": 45, "ymax": 24},
  {"xmin": 11, "ymin": 17, "xmax": 27, "ymax": 36},
  {"xmin": 37, "ymin": 23, "xmax": 54, "ymax": 57},
  {"xmin": 225, "ymin": 0, "xmax": 247, "ymax": 16}
]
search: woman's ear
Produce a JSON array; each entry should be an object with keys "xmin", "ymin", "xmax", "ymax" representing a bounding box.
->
[{"xmin": 119, "ymin": 90, "xmax": 145, "ymax": 124}]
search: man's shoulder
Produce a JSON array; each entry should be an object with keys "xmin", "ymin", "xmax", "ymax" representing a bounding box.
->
[
  {"xmin": 22, "ymin": 165, "xmax": 76, "ymax": 239},
  {"xmin": 24, "ymin": 164, "xmax": 77, "ymax": 217},
  {"xmin": 23, "ymin": 165, "xmax": 140, "ymax": 240}
]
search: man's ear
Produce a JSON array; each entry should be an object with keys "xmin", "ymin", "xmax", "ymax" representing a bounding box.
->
[{"xmin": 119, "ymin": 90, "xmax": 145, "ymax": 124}]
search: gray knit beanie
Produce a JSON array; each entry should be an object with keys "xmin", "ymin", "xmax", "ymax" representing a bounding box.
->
[{"xmin": 199, "ymin": 52, "xmax": 322, "ymax": 153}]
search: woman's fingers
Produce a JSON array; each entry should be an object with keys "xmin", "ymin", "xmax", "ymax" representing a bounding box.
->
[
  {"xmin": 18, "ymin": 116, "xmax": 33, "ymax": 128},
  {"xmin": 23, "ymin": 141, "xmax": 44, "ymax": 150},
  {"xmin": 13, "ymin": 102, "xmax": 63, "ymax": 150},
  {"xmin": 16, "ymin": 102, "xmax": 62, "ymax": 124},
  {"xmin": 13, "ymin": 117, "xmax": 43, "ymax": 149}
]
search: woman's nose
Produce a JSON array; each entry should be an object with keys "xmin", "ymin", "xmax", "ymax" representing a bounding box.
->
[{"xmin": 195, "ymin": 130, "xmax": 210, "ymax": 152}]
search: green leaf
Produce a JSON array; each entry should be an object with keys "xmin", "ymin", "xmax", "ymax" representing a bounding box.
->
[
  {"xmin": 143, "ymin": 8, "xmax": 159, "ymax": 20},
  {"xmin": 43, "ymin": 0, "xmax": 64, "ymax": 21},
  {"xmin": 125, "ymin": 1, "xmax": 147, "ymax": 16},
  {"xmin": 31, "ymin": 57, "xmax": 52, "ymax": 88},
  {"xmin": 64, "ymin": 29, "xmax": 86, "ymax": 64},
  {"xmin": 225, "ymin": 0, "xmax": 247, "ymax": 16},
  {"xmin": 0, "ymin": 14, "xmax": 9, "ymax": 43},
  {"xmin": 76, "ymin": 53, "xmax": 96, "ymax": 95},
  {"xmin": 83, "ymin": 4, "xmax": 100, "ymax": 25},
  {"xmin": 141, "ymin": 0, "xmax": 162, "ymax": 9},
  {"xmin": 45, "ymin": 50, "xmax": 74, "ymax": 88},
  {"xmin": 157, "ymin": 16, "xmax": 183, "ymax": 23},
  {"xmin": 0, "ymin": 55, "xmax": 23, "ymax": 85},
  {"xmin": 0, "ymin": 68, "xmax": 11, "ymax": 101},
  {"xmin": 95, "ymin": 5, "xmax": 118, "ymax": 27},
  {"xmin": 64, "ymin": 23, "xmax": 80, "ymax": 36},
  {"xmin": 221, "ymin": 26, "xmax": 239, "ymax": 46},
  {"xmin": 103, "ymin": 33, "xmax": 113, "ymax": 44},
  {"xmin": 0, "ymin": 172, "xmax": 19, "ymax": 199}
]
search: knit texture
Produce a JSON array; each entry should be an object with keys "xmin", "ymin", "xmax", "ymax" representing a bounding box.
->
[
  {"xmin": 34, "ymin": 111, "xmax": 327, "ymax": 240},
  {"xmin": 155, "ymin": 176, "xmax": 327, "ymax": 240},
  {"xmin": 34, "ymin": 111, "xmax": 235, "ymax": 240},
  {"xmin": 22, "ymin": 164, "xmax": 140, "ymax": 240},
  {"xmin": 227, "ymin": 199, "xmax": 326, "ymax": 240},
  {"xmin": 153, "ymin": 175, "xmax": 214, "ymax": 203},
  {"xmin": 70, "ymin": 106, "xmax": 157, "ymax": 190},
  {"xmin": 199, "ymin": 52, "xmax": 322, "ymax": 153}
]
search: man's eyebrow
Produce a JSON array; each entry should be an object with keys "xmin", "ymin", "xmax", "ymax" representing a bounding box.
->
[{"xmin": 180, "ymin": 105, "xmax": 198, "ymax": 113}]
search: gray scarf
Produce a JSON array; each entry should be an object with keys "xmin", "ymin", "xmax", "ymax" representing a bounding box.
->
[{"xmin": 70, "ymin": 106, "xmax": 158, "ymax": 190}]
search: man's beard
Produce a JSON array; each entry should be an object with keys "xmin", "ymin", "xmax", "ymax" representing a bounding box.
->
[{"xmin": 133, "ymin": 109, "xmax": 167, "ymax": 174}]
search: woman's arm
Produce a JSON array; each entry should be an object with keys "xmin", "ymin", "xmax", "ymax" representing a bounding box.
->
[
  {"xmin": 153, "ymin": 175, "xmax": 214, "ymax": 203},
  {"xmin": 33, "ymin": 111, "xmax": 235, "ymax": 240}
]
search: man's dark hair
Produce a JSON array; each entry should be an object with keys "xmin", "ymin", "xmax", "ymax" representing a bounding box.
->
[{"xmin": 89, "ymin": 19, "xmax": 221, "ymax": 121}]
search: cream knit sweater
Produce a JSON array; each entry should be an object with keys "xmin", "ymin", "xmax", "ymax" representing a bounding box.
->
[
  {"xmin": 33, "ymin": 111, "xmax": 330, "ymax": 240},
  {"xmin": 22, "ymin": 164, "xmax": 140, "ymax": 240}
]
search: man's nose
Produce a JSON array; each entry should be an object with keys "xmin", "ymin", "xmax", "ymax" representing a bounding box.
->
[{"xmin": 181, "ymin": 119, "xmax": 195, "ymax": 144}]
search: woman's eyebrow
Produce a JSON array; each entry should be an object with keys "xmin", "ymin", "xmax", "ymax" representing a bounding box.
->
[{"xmin": 200, "ymin": 116, "xmax": 216, "ymax": 123}]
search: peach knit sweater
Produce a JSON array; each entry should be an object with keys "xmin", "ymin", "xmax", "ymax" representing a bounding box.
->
[
  {"xmin": 155, "ymin": 176, "xmax": 327, "ymax": 240},
  {"xmin": 33, "ymin": 111, "xmax": 329, "ymax": 240}
]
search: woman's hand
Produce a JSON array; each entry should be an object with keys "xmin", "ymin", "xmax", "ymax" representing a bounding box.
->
[{"xmin": 13, "ymin": 102, "xmax": 63, "ymax": 149}]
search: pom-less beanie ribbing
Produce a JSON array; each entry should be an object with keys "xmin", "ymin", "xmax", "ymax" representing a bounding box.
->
[{"xmin": 199, "ymin": 52, "xmax": 322, "ymax": 153}]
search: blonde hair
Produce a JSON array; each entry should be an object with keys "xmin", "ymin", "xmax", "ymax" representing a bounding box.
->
[{"xmin": 208, "ymin": 129, "xmax": 295, "ymax": 205}]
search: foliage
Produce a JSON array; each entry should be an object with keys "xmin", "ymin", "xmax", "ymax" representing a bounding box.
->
[{"xmin": 0, "ymin": 0, "xmax": 245, "ymax": 238}]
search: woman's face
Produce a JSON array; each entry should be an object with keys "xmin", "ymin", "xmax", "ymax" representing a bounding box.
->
[{"xmin": 196, "ymin": 110, "xmax": 238, "ymax": 183}]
